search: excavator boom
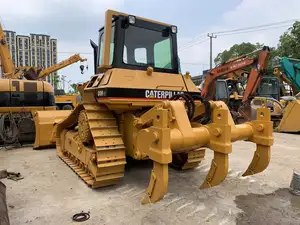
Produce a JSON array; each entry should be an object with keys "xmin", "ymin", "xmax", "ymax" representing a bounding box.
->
[
  {"xmin": 241, "ymin": 46, "xmax": 270, "ymax": 102},
  {"xmin": 24, "ymin": 54, "xmax": 87, "ymax": 80},
  {"xmin": 0, "ymin": 23, "xmax": 15, "ymax": 76}
]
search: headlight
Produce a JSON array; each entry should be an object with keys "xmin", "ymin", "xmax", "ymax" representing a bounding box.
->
[
  {"xmin": 128, "ymin": 15, "xmax": 136, "ymax": 24},
  {"xmin": 97, "ymin": 90, "xmax": 105, "ymax": 97},
  {"xmin": 171, "ymin": 25, "xmax": 177, "ymax": 33}
]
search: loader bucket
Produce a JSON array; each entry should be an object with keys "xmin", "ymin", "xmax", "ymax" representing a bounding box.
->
[
  {"xmin": 277, "ymin": 100, "xmax": 300, "ymax": 133},
  {"xmin": 33, "ymin": 110, "xmax": 72, "ymax": 149}
]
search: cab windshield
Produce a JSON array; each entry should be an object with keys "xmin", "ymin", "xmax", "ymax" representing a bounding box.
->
[{"xmin": 123, "ymin": 25, "xmax": 173, "ymax": 70}]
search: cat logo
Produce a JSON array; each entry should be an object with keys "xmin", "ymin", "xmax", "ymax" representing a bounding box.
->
[{"xmin": 145, "ymin": 90, "xmax": 184, "ymax": 99}]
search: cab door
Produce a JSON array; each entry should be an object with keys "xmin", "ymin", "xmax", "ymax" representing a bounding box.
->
[{"xmin": 215, "ymin": 79, "xmax": 230, "ymax": 103}]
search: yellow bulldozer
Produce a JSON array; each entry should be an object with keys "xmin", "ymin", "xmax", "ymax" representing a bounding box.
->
[{"xmin": 35, "ymin": 10, "xmax": 274, "ymax": 204}]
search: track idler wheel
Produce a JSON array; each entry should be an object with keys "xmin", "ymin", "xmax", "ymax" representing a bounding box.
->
[
  {"xmin": 171, "ymin": 153, "xmax": 188, "ymax": 169},
  {"xmin": 171, "ymin": 149, "xmax": 205, "ymax": 170},
  {"xmin": 78, "ymin": 110, "xmax": 92, "ymax": 144}
]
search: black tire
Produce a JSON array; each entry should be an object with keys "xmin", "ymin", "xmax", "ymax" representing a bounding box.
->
[{"xmin": 62, "ymin": 105, "xmax": 73, "ymax": 110}]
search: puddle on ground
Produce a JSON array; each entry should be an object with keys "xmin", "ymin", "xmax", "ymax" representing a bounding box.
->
[{"xmin": 235, "ymin": 188, "xmax": 300, "ymax": 225}]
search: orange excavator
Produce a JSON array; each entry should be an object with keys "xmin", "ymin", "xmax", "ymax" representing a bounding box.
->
[{"xmin": 199, "ymin": 46, "xmax": 271, "ymax": 121}]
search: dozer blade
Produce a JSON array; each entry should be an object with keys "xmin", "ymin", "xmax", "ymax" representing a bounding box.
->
[
  {"xmin": 277, "ymin": 100, "xmax": 300, "ymax": 133},
  {"xmin": 242, "ymin": 144, "xmax": 270, "ymax": 176},
  {"xmin": 141, "ymin": 162, "xmax": 169, "ymax": 205},
  {"xmin": 200, "ymin": 152, "xmax": 229, "ymax": 188},
  {"xmin": 33, "ymin": 110, "xmax": 72, "ymax": 149}
]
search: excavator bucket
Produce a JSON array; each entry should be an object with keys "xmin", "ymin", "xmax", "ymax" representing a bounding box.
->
[
  {"xmin": 33, "ymin": 110, "xmax": 72, "ymax": 149},
  {"xmin": 277, "ymin": 100, "xmax": 300, "ymax": 133},
  {"xmin": 23, "ymin": 67, "xmax": 43, "ymax": 80}
]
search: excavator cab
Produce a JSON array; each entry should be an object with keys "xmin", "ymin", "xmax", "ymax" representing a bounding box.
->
[
  {"xmin": 214, "ymin": 79, "xmax": 230, "ymax": 102},
  {"xmin": 257, "ymin": 76, "xmax": 281, "ymax": 100}
]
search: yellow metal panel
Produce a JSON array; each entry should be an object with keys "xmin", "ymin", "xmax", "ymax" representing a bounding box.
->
[
  {"xmin": 33, "ymin": 110, "xmax": 72, "ymax": 149},
  {"xmin": 277, "ymin": 100, "xmax": 300, "ymax": 132}
]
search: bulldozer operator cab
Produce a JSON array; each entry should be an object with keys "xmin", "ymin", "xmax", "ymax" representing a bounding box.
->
[{"xmin": 92, "ymin": 12, "xmax": 179, "ymax": 74}]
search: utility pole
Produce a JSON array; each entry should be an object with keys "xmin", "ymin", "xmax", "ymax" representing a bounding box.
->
[{"xmin": 207, "ymin": 33, "xmax": 217, "ymax": 69}]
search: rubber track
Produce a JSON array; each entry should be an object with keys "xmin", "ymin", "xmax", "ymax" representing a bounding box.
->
[{"xmin": 60, "ymin": 102, "xmax": 126, "ymax": 188}]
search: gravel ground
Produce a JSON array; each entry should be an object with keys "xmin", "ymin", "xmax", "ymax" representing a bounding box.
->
[{"xmin": 0, "ymin": 132, "xmax": 300, "ymax": 225}]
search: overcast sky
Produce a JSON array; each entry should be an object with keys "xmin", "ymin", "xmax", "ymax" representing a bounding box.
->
[{"xmin": 1, "ymin": 0, "xmax": 300, "ymax": 90}]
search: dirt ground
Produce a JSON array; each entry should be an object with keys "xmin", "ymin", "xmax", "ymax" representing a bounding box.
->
[{"xmin": 0, "ymin": 132, "xmax": 300, "ymax": 225}]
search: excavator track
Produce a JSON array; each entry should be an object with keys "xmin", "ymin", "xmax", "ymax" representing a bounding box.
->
[{"xmin": 58, "ymin": 102, "xmax": 126, "ymax": 188}]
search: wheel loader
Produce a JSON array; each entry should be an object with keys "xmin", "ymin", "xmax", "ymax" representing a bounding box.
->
[{"xmin": 47, "ymin": 9, "xmax": 274, "ymax": 204}]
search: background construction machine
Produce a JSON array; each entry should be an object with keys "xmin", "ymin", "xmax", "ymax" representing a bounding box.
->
[
  {"xmin": 1, "ymin": 50, "xmax": 87, "ymax": 110},
  {"xmin": 25, "ymin": 53, "xmax": 87, "ymax": 110},
  {"xmin": 266, "ymin": 57, "xmax": 300, "ymax": 132},
  {"xmin": 29, "ymin": 53, "xmax": 87, "ymax": 110},
  {"xmin": 45, "ymin": 9, "xmax": 274, "ymax": 204},
  {"xmin": 1, "ymin": 23, "xmax": 86, "ymax": 110},
  {"xmin": 235, "ymin": 56, "xmax": 300, "ymax": 132},
  {"xmin": 0, "ymin": 23, "xmax": 70, "ymax": 146},
  {"xmin": 199, "ymin": 47, "xmax": 270, "ymax": 122}
]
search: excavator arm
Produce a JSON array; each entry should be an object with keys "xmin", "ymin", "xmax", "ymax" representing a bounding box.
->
[
  {"xmin": 24, "ymin": 54, "xmax": 87, "ymax": 80},
  {"xmin": 241, "ymin": 46, "xmax": 270, "ymax": 102},
  {"xmin": 273, "ymin": 67, "xmax": 295, "ymax": 96},
  {"xmin": 0, "ymin": 23, "xmax": 15, "ymax": 77},
  {"xmin": 201, "ymin": 46, "xmax": 270, "ymax": 101}
]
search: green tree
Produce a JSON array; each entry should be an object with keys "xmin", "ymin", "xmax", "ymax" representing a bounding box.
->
[
  {"xmin": 68, "ymin": 83, "xmax": 78, "ymax": 94},
  {"xmin": 52, "ymin": 74, "xmax": 60, "ymax": 90},
  {"xmin": 214, "ymin": 42, "xmax": 279, "ymax": 73},
  {"xmin": 214, "ymin": 42, "xmax": 264, "ymax": 65},
  {"xmin": 277, "ymin": 21, "xmax": 300, "ymax": 59}
]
